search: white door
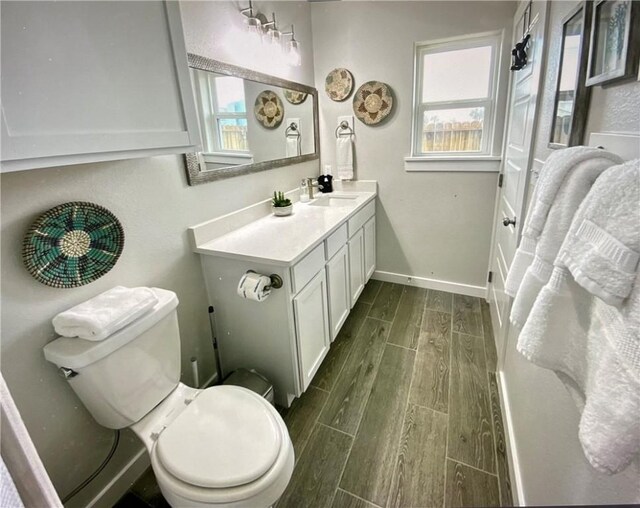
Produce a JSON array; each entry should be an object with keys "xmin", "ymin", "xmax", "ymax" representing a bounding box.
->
[
  {"xmin": 363, "ymin": 217, "xmax": 376, "ymax": 282},
  {"xmin": 488, "ymin": 0, "xmax": 547, "ymax": 364},
  {"xmin": 293, "ymin": 270, "xmax": 330, "ymax": 391},
  {"xmin": 348, "ymin": 228, "xmax": 365, "ymax": 307},
  {"xmin": 326, "ymin": 245, "xmax": 351, "ymax": 341}
]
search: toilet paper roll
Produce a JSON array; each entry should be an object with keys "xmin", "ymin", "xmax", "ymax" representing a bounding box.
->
[{"xmin": 237, "ymin": 272, "xmax": 272, "ymax": 302}]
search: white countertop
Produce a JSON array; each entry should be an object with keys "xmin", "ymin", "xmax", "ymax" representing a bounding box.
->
[{"xmin": 193, "ymin": 189, "xmax": 377, "ymax": 266}]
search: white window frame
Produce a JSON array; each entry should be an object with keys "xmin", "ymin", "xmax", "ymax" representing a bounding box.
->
[
  {"xmin": 410, "ymin": 31, "xmax": 502, "ymax": 161},
  {"xmin": 193, "ymin": 71, "xmax": 251, "ymax": 156}
]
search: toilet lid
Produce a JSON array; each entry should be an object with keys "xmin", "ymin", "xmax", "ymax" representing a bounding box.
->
[{"xmin": 156, "ymin": 386, "xmax": 282, "ymax": 489}]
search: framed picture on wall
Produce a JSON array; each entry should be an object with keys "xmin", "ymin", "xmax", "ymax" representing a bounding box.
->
[
  {"xmin": 585, "ymin": 0, "xmax": 640, "ymax": 86},
  {"xmin": 549, "ymin": 1, "xmax": 592, "ymax": 148}
]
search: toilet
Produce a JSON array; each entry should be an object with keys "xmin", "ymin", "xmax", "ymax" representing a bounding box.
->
[{"xmin": 43, "ymin": 288, "xmax": 294, "ymax": 508}]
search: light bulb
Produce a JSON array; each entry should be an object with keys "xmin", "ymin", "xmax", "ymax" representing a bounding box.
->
[
  {"xmin": 288, "ymin": 39, "xmax": 301, "ymax": 67},
  {"xmin": 268, "ymin": 28, "xmax": 282, "ymax": 50},
  {"xmin": 246, "ymin": 16, "xmax": 262, "ymax": 42}
]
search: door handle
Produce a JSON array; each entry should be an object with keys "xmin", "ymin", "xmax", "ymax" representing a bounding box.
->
[{"xmin": 502, "ymin": 217, "xmax": 516, "ymax": 227}]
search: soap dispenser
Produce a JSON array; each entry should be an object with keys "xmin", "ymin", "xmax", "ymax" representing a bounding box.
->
[
  {"xmin": 300, "ymin": 179, "xmax": 310, "ymax": 203},
  {"xmin": 318, "ymin": 164, "xmax": 333, "ymax": 193}
]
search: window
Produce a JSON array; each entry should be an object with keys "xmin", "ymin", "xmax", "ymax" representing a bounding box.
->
[
  {"xmin": 411, "ymin": 32, "xmax": 501, "ymax": 158},
  {"xmin": 192, "ymin": 69, "xmax": 250, "ymax": 155}
]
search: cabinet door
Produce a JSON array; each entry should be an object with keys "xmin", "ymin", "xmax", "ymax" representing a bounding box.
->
[
  {"xmin": 326, "ymin": 245, "xmax": 350, "ymax": 341},
  {"xmin": 364, "ymin": 216, "xmax": 376, "ymax": 282},
  {"xmin": 0, "ymin": 1, "xmax": 199, "ymax": 172},
  {"xmin": 348, "ymin": 228, "xmax": 365, "ymax": 308},
  {"xmin": 293, "ymin": 270, "xmax": 330, "ymax": 391}
]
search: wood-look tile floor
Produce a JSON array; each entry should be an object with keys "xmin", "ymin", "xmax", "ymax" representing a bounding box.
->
[
  {"xmin": 278, "ymin": 281, "xmax": 513, "ymax": 508},
  {"xmin": 116, "ymin": 281, "xmax": 512, "ymax": 508}
]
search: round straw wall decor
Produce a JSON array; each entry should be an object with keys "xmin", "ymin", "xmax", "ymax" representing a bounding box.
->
[
  {"xmin": 284, "ymin": 89, "xmax": 308, "ymax": 105},
  {"xmin": 325, "ymin": 68, "xmax": 354, "ymax": 101},
  {"xmin": 22, "ymin": 202, "xmax": 124, "ymax": 288},
  {"xmin": 353, "ymin": 81, "xmax": 394, "ymax": 125},
  {"xmin": 254, "ymin": 91, "xmax": 284, "ymax": 128}
]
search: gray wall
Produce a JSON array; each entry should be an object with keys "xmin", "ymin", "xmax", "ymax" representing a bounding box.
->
[
  {"xmin": 533, "ymin": 0, "xmax": 640, "ymax": 162},
  {"xmin": 0, "ymin": 1, "xmax": 317, "ymax": 505},
  {"xmin": 310, "ymin": 1, "xmax": 517, "ymax": 290}
]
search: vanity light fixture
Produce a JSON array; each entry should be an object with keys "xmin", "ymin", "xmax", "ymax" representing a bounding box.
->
[
  {"xmin": 240, "ymin": 1, "xmax": 262, "ymax": 41},
  {"xmin": 282, "ymin": 25, "xmax": 301, "ymax": 67},
  {"xmin": 264, "ymin": 13, "xmax": 282, "ymax": 51}
]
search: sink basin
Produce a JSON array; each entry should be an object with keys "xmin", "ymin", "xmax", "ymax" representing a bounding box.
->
[{"xmin": 309, "ymin": 195, "xmax": 358, "ymax": 207}]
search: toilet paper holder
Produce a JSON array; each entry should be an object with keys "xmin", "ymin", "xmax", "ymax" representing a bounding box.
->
[{"xmin": 247, "ymin": 270, "xmax": 283, "ymax": 290}]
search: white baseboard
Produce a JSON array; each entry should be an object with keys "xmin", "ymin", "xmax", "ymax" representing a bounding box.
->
[
  {"xmin": 497, "ymin": 370, "xmax": 524, "ymax": 507},
  {"xmin": 372, "ymin": 270, "xmax": 486, "ymax": 298}
]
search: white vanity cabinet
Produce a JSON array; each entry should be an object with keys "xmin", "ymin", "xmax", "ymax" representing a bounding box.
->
[
  {"xmin": 364, "ymin": 216, "xmax": 376, "ymax": 280},
  {"xmin": 348, "ymin": 229, "xmax": 366, "ymax": 307},
  {"xmin": 326, "ymin": 244, "xmax": 351, "ymax": 341},
  {"xmin": 193, "ymin": 189, "xmax": 376, "ymax": 408},
  {"xmin": 0, "ymin": 1, "xmax": 199, "ymax": 172},
  {"xmin": 293, "ymin": 270, "xmax": 331, "ymax": 391},
  {"xmin": 347, "ymin": 200, "xmax": 376, "ymax": 307}
]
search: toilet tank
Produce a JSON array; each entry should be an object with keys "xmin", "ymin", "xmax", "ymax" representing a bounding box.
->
[{"xmin": 43, "ymin": 288, "xmax": 181, "ymax": 429}]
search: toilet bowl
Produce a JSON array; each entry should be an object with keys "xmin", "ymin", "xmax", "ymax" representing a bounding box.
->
[
  {"xmin": 43, "ymin": 288, "xmax": 294, "ymax": 507},
  {"xmin": 132, "ymin": 383, "xmax": 294, "ymax": 508}
]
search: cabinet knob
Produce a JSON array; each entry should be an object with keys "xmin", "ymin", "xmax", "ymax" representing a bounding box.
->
[{"xmin": 502, "ymin": 216, "xmax": 516, "ymax": 227}]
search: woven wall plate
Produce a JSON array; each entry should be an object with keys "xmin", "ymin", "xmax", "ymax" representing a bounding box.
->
[
  {"xmin": 254, "ymin": 90, "xmax": 284, "ymax": 128},
  {"xmin": 283, "ymin": 89, "xmax": 308, "ymax": 105},
  {"xmin": 325, "ymin": 68, "xmax": 354, "ymax": 102},
  {"xmin": 22, "ymin": 202, "xmax": 124, "ymax": 288},
  {"xmin": 353, "ymin": 81, "xmax": 394, "ymax": 125}
]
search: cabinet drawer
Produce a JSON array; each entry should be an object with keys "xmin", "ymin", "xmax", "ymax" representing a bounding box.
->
[
  {"xmin": 325, "ymin": 223, "xmax": 348, "ymax": 260},
  {"xmin": 291, "ymin": 243, "xmax": 326, "ymax": 293},
  {"xmin": 348, "ymin": 199, "xmax": 375, "ymax": 238}
]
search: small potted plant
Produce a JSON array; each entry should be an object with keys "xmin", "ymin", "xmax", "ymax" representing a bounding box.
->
[{"xmin": 272, "ymin": 191, "xmax": 293, "ymax": 216}]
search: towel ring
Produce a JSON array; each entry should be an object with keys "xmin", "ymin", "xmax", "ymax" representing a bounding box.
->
[
  {"xmin": 335, "ymin": 120, "xmax": 354, "ymax": 138},
  {"xmin": 285, "ymin": 122, "xmax": 300, "ymax": 139}
]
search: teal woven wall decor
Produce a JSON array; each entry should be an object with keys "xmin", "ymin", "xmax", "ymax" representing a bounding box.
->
[{"xmin": 22, "ymin": 202, "xmax": 124, "ymax": 288}]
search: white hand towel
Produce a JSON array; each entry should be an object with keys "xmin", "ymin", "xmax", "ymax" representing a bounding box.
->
[
  {"xmin": 336, "ymin": 137, "xmax": 353, "ymax": 180},
  {"xmin": 286, "ymin": 137, "xmax": 300, "ymax": 158},
  {"xmin": 505, "ymin": 147, "xmax": 622, "ymax": 298},
  {"xmin": 509, "ymin": 156, "xmax": 617, "ymax": 327},
  {"xmin": 52, "ymin": 286, "xmax": 159, "ymax": 341},
  {"xmin": 517, "ymin": 160, "xmax": 640, "ymax": 474}
]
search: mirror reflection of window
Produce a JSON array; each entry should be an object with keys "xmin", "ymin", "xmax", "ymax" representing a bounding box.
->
[
  {"xmin": 551, "ymin": 10, "xmax": 583, "ymax": 146},
  {"xmin": 208, "ymin": 76, "xmax": 249, "ymax": 153},
  {"xmin": 191, "ymin": 69, "xmax": 251, "ymax": 157}
]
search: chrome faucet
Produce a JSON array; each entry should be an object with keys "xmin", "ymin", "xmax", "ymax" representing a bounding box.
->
[{"xmin": 305, "ymin": 177, "xmax": 323, "ymax": 199}]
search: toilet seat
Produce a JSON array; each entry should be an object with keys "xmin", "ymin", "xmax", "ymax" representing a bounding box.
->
[
  {"xmin": 149, "ymin": 385, "xmax": 294, "ymax": 507},
  {"xmin": 156, "ymin": 386, "xmax": 282, "ymax": 489}
]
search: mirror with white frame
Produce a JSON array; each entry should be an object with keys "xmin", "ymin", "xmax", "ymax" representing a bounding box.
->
[{"xmin": 184, "ymin": 53, "xmax": 319, "ymax": 185}]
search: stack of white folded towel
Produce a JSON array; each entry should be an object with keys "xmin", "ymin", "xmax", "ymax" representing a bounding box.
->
[
  {"xmin": 507, "ymin": 155, "xmax": 640, "ymax": 475},
  {"xmin": 52, "ymin": 286, "xmax": 159, "ymax": 341}
]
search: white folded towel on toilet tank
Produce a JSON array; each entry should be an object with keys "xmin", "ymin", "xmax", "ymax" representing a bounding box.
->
[{"xmin": 52, "ymin": 286, "xmax": 159, "ymax": 341}]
